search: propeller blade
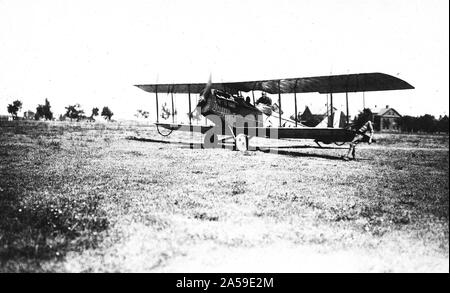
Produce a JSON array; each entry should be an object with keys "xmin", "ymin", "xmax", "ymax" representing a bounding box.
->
[
  {"xmin": 201, "ymin": 73, "xmax": 212, "ymax": 99},
  {"xmin": 196, "ymin": 73, "xmax": 212, "ymax": 109}
]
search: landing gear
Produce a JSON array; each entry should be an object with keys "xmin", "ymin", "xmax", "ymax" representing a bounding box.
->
[
  {"xmin": 334, "ymin": 141, "xmax": 346, "ymax": 146},
  {"xmin": 315, "ymin": 140, "xmax": 346, "ymax": 147},
  {"xmin": 234, "ymin": 133, "xmax": 249, "ymax": 151},
  {"xmin": 204, "ymin": 131, "xmax": 249, "ymax": 151},
  {"xmin": 203, "ymin": 133, "xmax": 219, "ymax": 148}
]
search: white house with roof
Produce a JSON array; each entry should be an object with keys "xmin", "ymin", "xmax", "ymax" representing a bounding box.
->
[{"xmin": 371, "ymin": 105, "xmax": 402, "ymax": 131}]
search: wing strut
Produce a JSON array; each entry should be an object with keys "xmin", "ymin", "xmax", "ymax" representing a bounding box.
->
[
  {"xmin": 251, "ymin": 82, "xmax": 257, "ymax": 106},
  {"xmin": 155, "ymin": 85, "xmax": 159, "ymax": 123},
  {"xmin": 327, "ymin": 75, "xmax": 334, "ymax": 128},
  {"xmin": 278, "ymin": 80, "xmax": 282, "ymax": 127},
  {"xmin": 188, "ymin": 84, "xmax": 192, "ymax": 125},
  {"xmin": 171, "ymin": 90, "xmax": 175, "ymax": 123},
  {"xmin": 294, "ymin": 79, "xmax": 298, "ymax": 127},
  {"xmin": 363, "ymin": 92, "xmax": 366, "ymax": 108},
  {"xmin": 329, "ymin": 92, "xmax": 334, "ymax": 128},
  {"xmin": 346, "ymin": 92, "xmax": 349, "ymax": 125}
]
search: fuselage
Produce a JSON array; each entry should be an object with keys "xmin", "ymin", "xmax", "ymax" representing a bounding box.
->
[
  {"xmin": 198, "ymin": 89, "xmax": 262, "ymax": 127},
  {"xmin": 198, "ymin": 89, "xmax": 299, "ymax": 128}
]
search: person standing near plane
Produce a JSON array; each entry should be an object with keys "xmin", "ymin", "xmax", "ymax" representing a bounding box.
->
[{"xmin": 343, "ymin": 109, "xmax": 374, "ymax": 160}]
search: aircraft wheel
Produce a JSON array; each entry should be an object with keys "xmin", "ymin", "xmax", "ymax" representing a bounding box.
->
[
  {"xmin": 204, "ymin": 133, "xmax": 219, "ymax": 148},
  {"xmin": 234, "ymin": 134, "xmax": 248, "ymax": 151}
]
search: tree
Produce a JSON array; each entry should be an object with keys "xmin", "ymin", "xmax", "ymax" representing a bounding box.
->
[
  {"xmin": 65, "ymin": 104, "xmax": 84, "ymax": 121},
  {"xmin": 397, "ymin": 116, "xmax": 417, "ymax": 132},
  {"xmin": 417, "ymin": 114, "xmax": 437, "ymax": 133},
  {"xmin": 91, "ymin": 107, "xmax": 99, "ymax": 117},
  {"xmin": 188, "ymin": 108, "xmax": 202, "ymax": 124},
  {"xmin": 352, "ymin": 108, "xmax": 373, "ymax": 130},
  {"xmin": 101, "ymin": 106, "xmax": 113, "ymax": 120},
  {"xmin": 135, "ymin": 109, "xmax": 150, "ymax": 119},
  {"xmin": 398, "ymin": 114, "xmax": 442, "ymax": 133},
  {"xmin": 160, "ymin": 103, "xmax": 177, "ymax": 120},
  {"xmin": 7, "ymin": 100, "xmax": 22, "ymax": 120},
  {"xmin": 437, "ymin": 116, "xmax": 449, "ymax": 133},
  {"xmin": 35, "ymin": 99, "xmax": 53, "ymax": 120}
]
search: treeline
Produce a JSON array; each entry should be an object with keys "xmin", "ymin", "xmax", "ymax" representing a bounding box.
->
[
  {"xmin": 396, "ymin": 115, "xmax": 449, "ymax": 134},
  {"xmin": 62, "ymin": 104, "xmax": 113, "ymax": 121},
  {"xmin": 6, "ymin": 99, "xmax": 114, "ymax": 122}
]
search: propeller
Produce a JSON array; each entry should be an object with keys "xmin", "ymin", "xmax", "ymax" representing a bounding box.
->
[
  {"xmin": 199, "ymin": 73, "xmax": 212, "ymax": 103},
  {"xmin": 189, "ymin": 74, "xmax": 212, "ymax": 119}
]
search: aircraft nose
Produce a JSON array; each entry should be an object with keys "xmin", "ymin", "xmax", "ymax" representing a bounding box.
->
[{"xmin": 197, "ymin": 96, "xmax": 207, "ymax": 108}]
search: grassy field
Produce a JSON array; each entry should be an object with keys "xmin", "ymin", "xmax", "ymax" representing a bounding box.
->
[{"xmin": 0, "ymin": 120, "xmax": 448, "ymax": 272}]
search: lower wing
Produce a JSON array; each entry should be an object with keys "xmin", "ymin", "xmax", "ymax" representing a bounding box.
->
[
  {"xmin": 156, "ymin": 123, "xmax": 213, "ymax": 134},
  {"xmin": 234, "ymin": 127, "xmax": 356, "ymax": 142},
  {"xmin": 157, "ymin": 123, "xmax": 357, "ymax": 143}
]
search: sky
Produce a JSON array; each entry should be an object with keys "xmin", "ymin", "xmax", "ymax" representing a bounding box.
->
[{"xmin": 0, "ymin": 0, "xmax": 448, "ymax": 121}]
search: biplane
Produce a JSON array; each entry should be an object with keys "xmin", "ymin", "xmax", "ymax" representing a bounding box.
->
[{"xmin": 135, "ymin": 73, "xmax": 414, "ymax": 151}]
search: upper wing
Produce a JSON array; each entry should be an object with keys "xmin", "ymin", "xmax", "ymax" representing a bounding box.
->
[
  {"xmin": 135, "ymin": 72, "xmax": 414, "ymax": 95},
  {"xmin": 135, "ymin": 83, "xmax": 207, "ymax": 94}
]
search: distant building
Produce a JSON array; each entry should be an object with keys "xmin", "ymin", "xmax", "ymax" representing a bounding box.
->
[
  {"xmin": 293, "ymin": 106, "xmax": 328, "ymax": 127},
  {"xmin": 299, "ymin": 106, "xmax": 325, "ymax": 124},
  {"xmin": 23, "ymin": 110, "xmax": 35, "ymax": 120},
  {"xmin": 372, "ymin": 105, "xmax": 402, "ymax": 131},
  {"xmin": 0, "ymin": 115, "xmax": 12, "ymax": 121},
  {"xmin": 293, "ymin": 106, "xmax": 347, "ymax": 128}
]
